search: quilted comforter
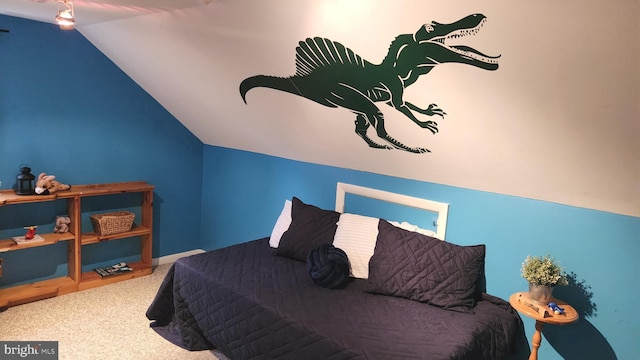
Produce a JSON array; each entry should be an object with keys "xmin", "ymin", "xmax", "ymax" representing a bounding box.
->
[{"xmin": 146, "ymin": 238, "xmax": 526, "ymax": 360}]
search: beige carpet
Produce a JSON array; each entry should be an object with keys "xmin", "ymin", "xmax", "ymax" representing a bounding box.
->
[{"xmin": 0, "ymin": 264, "xmax": 230, "ymax": 360}]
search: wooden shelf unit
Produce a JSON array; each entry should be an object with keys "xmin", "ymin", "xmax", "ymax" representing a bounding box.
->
[{"xmin": 0, "ymin": 181, "xmax": 154, "ymax": 309}]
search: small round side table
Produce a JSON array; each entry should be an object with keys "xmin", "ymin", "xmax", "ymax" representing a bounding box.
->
[{"xmin": 509, "ymin": 292, "xmax": 579, "ymax": 360}]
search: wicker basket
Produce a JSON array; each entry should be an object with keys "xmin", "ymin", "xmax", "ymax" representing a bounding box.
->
[{"xmin": 90, "ymin": 211, "xmax": 135, "ymax": 236}]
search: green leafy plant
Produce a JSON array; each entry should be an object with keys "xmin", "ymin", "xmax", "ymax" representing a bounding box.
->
[{"xmin": 521, "ymin": 255, "xmax": 568, "ymax": 287}]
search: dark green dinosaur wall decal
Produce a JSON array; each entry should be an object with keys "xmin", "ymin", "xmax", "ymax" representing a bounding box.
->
[{"xmin": 240, "ymin": 13, "xmax": 500, "ymax": 153}]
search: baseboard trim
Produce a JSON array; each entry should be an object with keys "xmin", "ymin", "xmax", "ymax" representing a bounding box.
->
[{"xmin": 153, "ymin": 249, "xmax": 206, "ymax": 266}]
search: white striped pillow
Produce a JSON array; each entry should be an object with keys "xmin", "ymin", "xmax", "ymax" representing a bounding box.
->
[
  {"xmin": 332, "ymin": 213, "xmax": 380, "ymax": 279},
  {"xmin": 269, "ymin": 199, "xmax": 292, "ymax": 248}
]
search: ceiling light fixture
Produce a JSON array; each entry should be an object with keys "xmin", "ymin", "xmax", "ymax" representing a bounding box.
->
[{"xmin": 55, "ymin": 0, "xmax": 75, "ymax": 30}]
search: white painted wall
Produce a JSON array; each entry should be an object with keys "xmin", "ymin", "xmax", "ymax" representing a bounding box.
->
[{"xmin": 79, "ymin": 0, "xmax": 639, "ymax": 217}]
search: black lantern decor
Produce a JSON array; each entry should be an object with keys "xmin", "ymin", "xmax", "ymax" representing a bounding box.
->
[{"xmin": 16, "ymin": 166, "xmax": 36, "ymax": 195}]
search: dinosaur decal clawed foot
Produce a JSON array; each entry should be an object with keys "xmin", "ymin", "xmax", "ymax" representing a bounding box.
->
[
  {"xmin": 240, "ymin": 13, "xmax": 499, "ymax": 154},
  {"xmin": 354, "ymin": 113, "xmax": 431, "ymax": 153}
]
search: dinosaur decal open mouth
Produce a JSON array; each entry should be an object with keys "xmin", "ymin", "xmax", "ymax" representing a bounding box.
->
[
  {"xmin": 240, "ymin": 13, "xmax": 500, "ymax": 154},
  {"xmin": 420, "ymin": 14, "xmax": 500, "ymax": 70}
]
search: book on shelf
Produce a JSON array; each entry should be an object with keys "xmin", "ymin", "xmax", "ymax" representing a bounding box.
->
[
  {"xmin": 93, "ymin": 262, "xmax": 133, "ymax": 277},
  {"xmin": 13, "ymin": 234, "xmax": 45, "ymax": 244}
]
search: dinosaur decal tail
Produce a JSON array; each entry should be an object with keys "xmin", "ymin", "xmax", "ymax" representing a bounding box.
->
[{"xmin": 240, "ymin": 75, "xmax": 301, "ymax": 104}]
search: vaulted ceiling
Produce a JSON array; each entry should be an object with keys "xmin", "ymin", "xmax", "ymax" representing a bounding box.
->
[
  {"xmin": 1, "ymin": 0, "xmax": 639, "ymax": 217},
  {"xmin": 0, "ymin": 0, "xmax": 213, "ymax": 26}
]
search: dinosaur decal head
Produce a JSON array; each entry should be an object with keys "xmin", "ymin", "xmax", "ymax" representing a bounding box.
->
[{"xmin": 414, "ymin": 13, "xmax": 500, "ymax": 70}]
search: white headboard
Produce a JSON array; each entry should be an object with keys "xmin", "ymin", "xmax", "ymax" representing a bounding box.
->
[{"xmin": 335, "ymin": 182, "xmax": 449, "ymax": 240}]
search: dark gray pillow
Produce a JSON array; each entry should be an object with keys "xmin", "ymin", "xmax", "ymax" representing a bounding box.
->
[
  {"xmin": 368, "ymin": 219, "xmax": 485, "ymax": 313},
  {"xmin": 274, "ymin": 197, "xmax": 340, "ymax": 262}
]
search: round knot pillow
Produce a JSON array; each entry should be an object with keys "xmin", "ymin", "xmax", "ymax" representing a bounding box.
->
[{"xmin": 306, "ymin": 243, "xmax": 350, "ymax": 289}]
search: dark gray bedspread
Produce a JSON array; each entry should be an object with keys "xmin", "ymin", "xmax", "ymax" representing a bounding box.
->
[{"xmin": 146, "ymin": 238, "xmax": 526, "ymax": 360}]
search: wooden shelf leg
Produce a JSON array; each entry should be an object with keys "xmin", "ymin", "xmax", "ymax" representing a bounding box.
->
[{"xmin": 529, "ymin": 320, "xmax": 545, "ymax": 360}]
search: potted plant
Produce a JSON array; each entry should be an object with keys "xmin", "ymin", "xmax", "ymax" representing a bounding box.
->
[{"xmin": 521, "ymin": 255, "xmax": 568, "ymax": 304}]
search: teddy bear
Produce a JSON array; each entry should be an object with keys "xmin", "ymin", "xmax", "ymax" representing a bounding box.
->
[
  {"xmin": 35, "ymin": 173, "xmax": 71, "ymax": 195},
  {"xmin": 54, "ymin": 216, "xmax": 71, "ymax": 233}
]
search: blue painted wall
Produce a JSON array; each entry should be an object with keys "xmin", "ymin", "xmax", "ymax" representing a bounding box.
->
[
  {"xmin": 201, "ymin": 145, "xmax": 639, "ymax": 360},
  {"xmin": 0, "ymin": 15, "xmax": 203, "ymax": 276}
]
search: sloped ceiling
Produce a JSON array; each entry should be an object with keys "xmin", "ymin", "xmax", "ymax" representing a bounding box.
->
[
  {"xmin": 1, "ymin": 0, "xmax": 639, "ymax": 217},
  {"xmin": 0, "ymin": 0, "xmax": 213, "ymax": 26}
]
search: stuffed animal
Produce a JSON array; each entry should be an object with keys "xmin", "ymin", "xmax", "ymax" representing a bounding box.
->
[
  {"xmin": 54, "ymin": 216, "xmax": 71, "ymax": 233},
  {"xmin": 35, "ymin": 173, "xmax": 71, "ymax": 195}
]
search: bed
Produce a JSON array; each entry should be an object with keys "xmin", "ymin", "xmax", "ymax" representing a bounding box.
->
[{"xmin": 146, "ymin": 183, "xmax": 527, "ymax": 359}]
